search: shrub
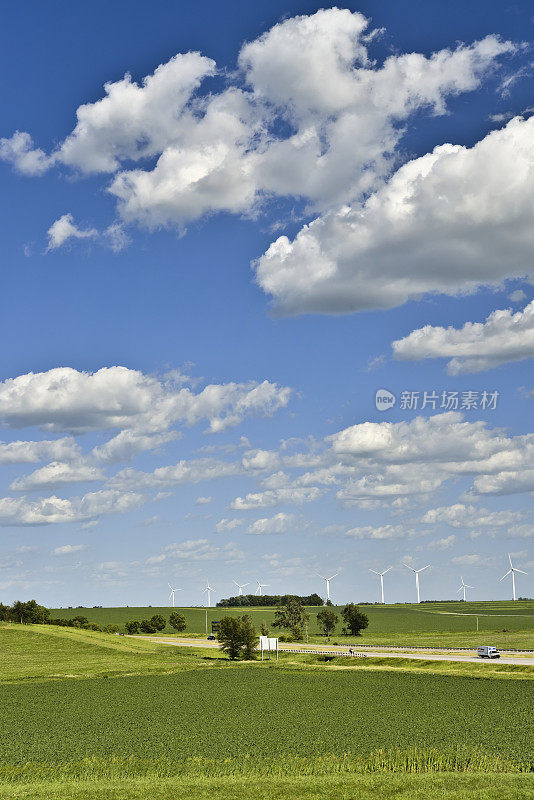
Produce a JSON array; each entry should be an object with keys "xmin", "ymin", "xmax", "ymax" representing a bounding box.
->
[
  {"xmin": 169, "ymin": 612, "xmax": 186, "ymax": 632},
  {"xmin": 217, "ymin": 614, "xmax": 259, "ymax": 660},
  {"xmin": 125, "ymin": 620, "xmax": 141, "ymax": 634}
]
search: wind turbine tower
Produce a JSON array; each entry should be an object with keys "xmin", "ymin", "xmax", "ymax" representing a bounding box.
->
[
  {"xmin": 403, "ymin": 563, "xmax": 430, "ymax": 604},
  {"xmin": 168, "ymin": 584, "xmax": 182, "ymax": 607},
  {"xmin": 315, "ymin": 571, "xmax": 339, "ymax": 602},
  {"xmin": 203, "ymin": 579, "xmax": 215, "ymax": 608},
  {"xmin": 457, "ymin": 576, "xmax": 474, "ymax": 602},
  {"xmin": 500, "ymin": 554, "xmax": 527, "ymax": 601},
  {"xmin": 233, "ymin": 580, "xmax": 250, "ymax": 596},
  {"xmin": 369, "ymin": 567, "xmax": 391, "ymax": 604}
]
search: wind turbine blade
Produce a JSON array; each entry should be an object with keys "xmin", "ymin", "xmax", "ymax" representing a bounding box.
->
[
  {"xmin": 403, "ymin": 563, "xmax": 416, "ymax": 572},
  {"xmin": 383, "ymin": 567, "xmax": 392, "ymax": 574},
  {"xmin": 500, "ymin": 570, "xmax": 511, "ymax": 580},
  {"xmin": 515, "ymin": 569, "xmax": 528, "ymax": 575},
  {"xmin": 328, "ymin": 573, "xmax": 339, "ymax": 580},
  {"xmin": 369, "ymin": 569, "xmax": 380, "ymax": 575},
  {"xmin": 420, "ymin": 565, "xmax": 431, "ymax": 572},
  {"xmin": 465, "ymin": 584, "xmax": 474, "ymax": 589},
  {"xmin": 508, "ymin": 553, "xmax": 513, "ymax": 568}
]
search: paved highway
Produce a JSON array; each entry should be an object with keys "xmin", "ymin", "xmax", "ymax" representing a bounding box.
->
[{"xmin": 136, "ymin": 635, "xmax": 534, "ymax": 666}]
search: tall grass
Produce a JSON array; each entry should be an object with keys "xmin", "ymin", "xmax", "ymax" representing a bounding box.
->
[{"xmin": 1, "ymin": 747, "xmax": 530, "ymax": 784}]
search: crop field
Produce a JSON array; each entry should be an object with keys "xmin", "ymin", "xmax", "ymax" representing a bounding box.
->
[
  {"xmin": 1, "ymin": 666, "xmax": 533, "ymax": 771},
  {"xmin": 1, "ymin": 625, "xmax": 533, "ymax": 799},
  {"xmin": 48, "ymin": 600, "xmax": 534, "ymax": 649}
]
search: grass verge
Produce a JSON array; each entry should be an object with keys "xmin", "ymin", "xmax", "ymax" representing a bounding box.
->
[{"xmin": 2, "ymin": 773, "xmax": 534, "ymax": 800}]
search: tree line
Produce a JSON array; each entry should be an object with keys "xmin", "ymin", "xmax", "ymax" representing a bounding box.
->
[
  {"xmin": 216, "ymin": 593, "xmax": 324, "ymax": 607},
  {"xmin": 1, "ymin": 598, "xmax": 369, "ymax": 648}
]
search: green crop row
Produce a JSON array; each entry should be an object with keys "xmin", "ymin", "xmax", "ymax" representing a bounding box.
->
[{"xmin": 0, "ymin": 668, "xmax": 532, "ymax": 769}]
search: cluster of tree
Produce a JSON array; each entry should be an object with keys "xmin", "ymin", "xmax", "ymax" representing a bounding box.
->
[
  {"xmin": 266, "ymin": 596, "xmax": 369, "ymax": 641},
  {"xmin": 0, "ymin": 599, "xmax": 50, "ymax": 624},
  {"xmin": 124, "ymin": 612, "xmax": 186, "ymax": 635},
  {"xmin": 316, "ymin": 603, "xmax": 369, "ymax": 640},
  {"xmin": 216, "ymin": 593, "xmax": 324, "ymax": 608},
  {"xmin": 217, "ymin": 614, "xmax": 258, "ymax": 660},
  {"xmin": 48, "ymin": 615, "xmax": 120, "ymax": 633},
  {"xmin": 0, "ymin": 601, "xmax": 124, "ymax": 633}
]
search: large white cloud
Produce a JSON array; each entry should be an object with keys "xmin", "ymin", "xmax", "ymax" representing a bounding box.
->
[
  {"xmin": 0, "ymin": 488, "xmax": 143, "ymax": 526},
  {"xmin": 422, "ymin": 503, "xmax": 524, "ymax": 528},
  {"xmin": 0, "ymin": 366, "xmax": 291, "ymax": 436},
  {"xmin": 1, "ymin": 10, "xmax": 513, "ymax": 235},
  {"xmin": 393, "ymin": 300, "xmax": 534, "ymax": 373},
  {"xmin": 0, "ymin": 437, "xmax": 79, "ymax": 465},
  {"xmin": 246, "ymin": 512, "xmax": 296, "ymax": 535},
  {"xmin": 231, "ymin": 486, "xmax": 322, "ymax": 510},
  {"xmin": 256, "ymin": 115, "xmax": 534, "ymax": 314},
  {"xmin": 10, "ymin": 461, "xmax": 105, "ymax": 491}
]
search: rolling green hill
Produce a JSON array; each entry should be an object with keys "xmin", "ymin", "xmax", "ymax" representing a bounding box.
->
[{"xmin": 48, "ymin": 600, "xmax": 534, "ymax": 649}]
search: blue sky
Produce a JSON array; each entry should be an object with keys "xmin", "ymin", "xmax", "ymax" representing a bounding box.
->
[{"xmin": 0, "ymin": 1, "xmax": 532, "ymax": 607}]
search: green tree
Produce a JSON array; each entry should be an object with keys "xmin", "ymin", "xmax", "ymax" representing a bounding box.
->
[
  {"xmin": 217, "ymin": 614, "xmax": 258, "ymax": 660},
  {"xmin": 341, "ymin": 603, "xmax": 369, "ymax": 637},
  {"xmin": 125, "ymin": 620, "xmax": 140, "ymax": 634},
  {"xmin": 149, "ymin": 614, "xmax": 166, "ymax": 632},
  {"xmin": 169, "ymin": 612, "xmax": 187, "ymax": 632},
  {"xmin": 260, "ymin": 620, "xmax": 269, "ymax": 636},
  {"xmin": 317, "ymin": 608, "xmax": 338, "ymax": 640},
  {"xmin": 272, "ymin": 596, "xmax": 309, "ymax": 640},
  {"xmin": 139, "ymin": 619, "xmax": 157, "ymax": 634},
  {"xmin": 10, "ymin": 600, "xmax": 50, "ymax": 624},
  {"xmin": 71, "ymin": 615, "xmax": 90, "ymax": 628},
  {"xmin": 102, "ymin": 624, "xmax": 119, "ymax": 634}
]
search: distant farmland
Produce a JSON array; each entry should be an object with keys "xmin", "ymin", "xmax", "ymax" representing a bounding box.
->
[{"xmin": 48, "ymin": 600, "xmax": 534, "ymax": 649}]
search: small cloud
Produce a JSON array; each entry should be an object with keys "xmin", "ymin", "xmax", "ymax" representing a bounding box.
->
[
  {"xmin": 509, "ymin": 288, "xmax": 527, "ymax": 303},
  {"xmin": 47, "ymin": 214, "xmax": 98, "ymax": 251},
  {"xmin": 451, "ymin": 554, "xmax": 493, "ymax": 566},
  {"xmin": 364, "ymin": 354, "xmax": 386, "ymax": 372},
  {"xmin": 53, "ymin": 544, "xmax": 86, "ymax": 556},
  {"xmin": 135, "ymin": 515, "xmax": 165, "ymax": 528},
  {"xmin": 196, "ymin": 496, "xmax": 213, "ymax": 505},
  {"xmin": 428, "ymin": 535, "xmax": 456, "ymax": 550},
  {"xmin": 215, "ymin": 518, "xmax": 244, "ymax": 533},
  {"xmin": 147, "ymin": 554, "xmax": 166, "ymax": 564},
  {"xmin": 103, "ymin": 222, "xmax": 130, "ymax": 253}
]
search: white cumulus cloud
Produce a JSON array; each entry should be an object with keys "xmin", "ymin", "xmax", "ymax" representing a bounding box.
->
[{"xmin": 393, "ymin": 300, "xmax": 534, "ymax": 373}]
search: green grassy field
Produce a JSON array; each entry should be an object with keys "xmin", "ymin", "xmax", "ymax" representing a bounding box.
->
[
  {"xmin": 1, "ymin": 668, "xmax": 532, "ymax": 768},
  {"xmin": 1, "ymin": 625, "xmax": 533, "ymax": 799},
  {"xmin": 48, "ymin": 600, "xmax": 534, "ymax": 649},
  {"xmin": 3, "ymin": 774, "xmax": 534, "ymax": 800},
  {"xmin": 3, "ymin": 625, "xmax": 533, "ymax": 684}
]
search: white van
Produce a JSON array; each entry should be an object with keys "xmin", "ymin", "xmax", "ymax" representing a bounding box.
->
[{"xmin": 477, "ymin": 645, "xmax": 500, "ymax": 659}]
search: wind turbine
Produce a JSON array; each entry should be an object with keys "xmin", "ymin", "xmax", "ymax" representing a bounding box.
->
[
  {"xmin": 403, "ymin": 563, "xmax": 430, "ymax": 604},
  {"xmin": 255, "ymin": 580, "xmax": 270, "ymax": 596},
  {"xmin": 168, "ymin": 584, "xmax": 182, "ymax": 607},
  {"xmin": 233, "ymin": 580, "xmax": 250, "ymax": 596},
  {"xmin": 457, "ymin": 576, "xmax": 474, "ymax": 602},
  {"xmin": 315, "ymin": 570, "xmax": 339, "ymax": 602},
  {"xmin": 500, "ymin": 554, "xmax": 527, "ymax": 601},
  {"xmin": 369, "ymin": 566, "xmax": 391, "ymax": 604},
  {"xmin": 203, "ymin": 579, "xmax": 215, "ymax": 608}
]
